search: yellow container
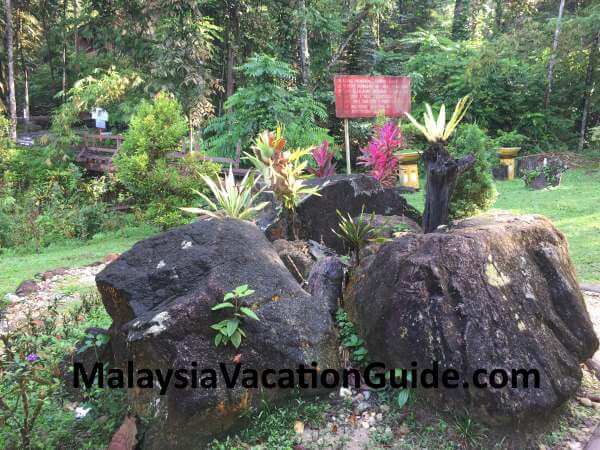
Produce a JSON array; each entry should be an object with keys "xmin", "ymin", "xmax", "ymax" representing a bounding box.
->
[
  {"xmin": 496, "ymin": 147, "xmax": 520, "ymax": 180},
  {"xmin": 398, "ymin": 152, "xmax": 421, "ymax": 189}
]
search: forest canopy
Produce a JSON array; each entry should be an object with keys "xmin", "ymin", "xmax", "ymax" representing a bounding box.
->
[{"xmin": 0, "ymin": 0, "xmax": 598, "ymax": 153}]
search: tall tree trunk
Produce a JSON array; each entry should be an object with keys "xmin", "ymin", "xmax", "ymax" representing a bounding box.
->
[
  {"xmin": 544, "ymin": 0, "xmax": 566, "ymax": 108},
  {"xmin": 578, "ymin": 32, "xmax": 599, "ymax": 152},
  {"xmin": 4, "ymin": 0, "xmax": 17, "ymax": 141},
  {"xmin": 451, "ymin": 0, "xmax": 469, "ymax": 41},
  {"xmin": 74, "ymin": 0, "xmax": 78, "ymax": 52},
  {"xmin": 189, "ymin": 117, "xmax": 194, "ymax": 153},
  {"xmin": 225, "ymin": 0, "xmax": 239, "ymax": 100},
  {"xmin": 61, "ymin": 0, "xmax": 67, "ymax": 100},
  {"xmin": 423, "ymin": 143, "xmax": 475, "ymax": 233},
  {"xmin": 298, "ymin": 0, "xmax": 310, "ymax": 87},
  {"xmin": 23, "ymin": 66, "xmax": 29, "ymax": 123},
  {"xmin": 494, "ymin": 0, "xmax": 503, "ymax": 34},
  {"xmin": 73, "ymin": 0, "xmax": 80, "ymax": 78},
  {"xmin": 17, "ymin": 9, "xmax": 29, "ymax": 124}
]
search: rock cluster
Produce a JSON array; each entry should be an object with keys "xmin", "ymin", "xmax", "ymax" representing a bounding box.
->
[
  {"xmin": 345, "ymin": 212, "xmax": 598, "ymax": 424},
  {"xmin": 257, "ymin": 174, "xmax": 422, "ymax": 252},
  {"xmin": 90, "ymin": 175, "xmax": 598, "ymax": 447}
]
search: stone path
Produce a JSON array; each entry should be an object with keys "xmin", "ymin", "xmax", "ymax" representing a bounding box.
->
[{"xmin": 0, "ymin": 260, "xmax": 110, "ymax": 334}]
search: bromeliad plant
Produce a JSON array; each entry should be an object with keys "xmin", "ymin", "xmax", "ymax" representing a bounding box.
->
[
  {"xmin": 405, "ymin": 96, "xmax": 472, "ymax": 143},
  {"xmin": 246, "ymin": 127, "xmax": 321, "ymax": 213},
  {"xmin": 358, "ymin": 121, "xmax": 404, "ymax": 187},
  {"xmin": 332, "ymin": 207, "xmax": 381, "ymax": 263},
  {"xmin": 309, "ymin": 140, "xmax": 336, "ymax": 178},
  {"xmin": 181, "ymin": 166, "xmax": 269, "ymax": 220},
  {"xmin": 404, "ymin": 96, "xmax": 476, "ymax": 233},
  {"xmin": 211, "ymin": 285, "xmax": 260, "ymax": 348}
]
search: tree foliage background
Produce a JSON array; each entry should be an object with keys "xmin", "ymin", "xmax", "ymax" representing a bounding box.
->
[{"xmin": 0, "ymin": 0, "xmax": 598, "ymax": 152}]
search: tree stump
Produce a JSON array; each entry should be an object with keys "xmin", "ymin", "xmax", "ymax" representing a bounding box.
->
[{"xmin": 422, "ymin": 142, "xmax": 475, "ymax": 233}]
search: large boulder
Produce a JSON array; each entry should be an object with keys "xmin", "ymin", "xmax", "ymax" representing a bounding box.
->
[
  {"xmin": 95, "ymin": 218, "xmax": 342, "ymax": 448},
  {"xmin": 345, "ymin": 213, "xmax": 598, "ymax": 424},
  {"xmin": 273, "ymin": 239, "xmax": 315, "ymax": 284},
  {"xmin": 258, "ymin": 174, "xmax": 422, "ymax": 252}
]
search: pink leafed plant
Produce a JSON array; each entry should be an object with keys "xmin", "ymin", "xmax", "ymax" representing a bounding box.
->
[
  {"xmin": 358, "ymin": 121, "xmax": 404, "ymax": 187},
  {"xmin": 309, "ymin": 140, "xmax": 337, "ymax": 178}
]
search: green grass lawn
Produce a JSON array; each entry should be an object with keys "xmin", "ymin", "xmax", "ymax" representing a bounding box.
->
[
  {"xmin": 405, "ymin": 168, "xmax": 600, "ymax": 283},
  {"xmin": 0, "ymin": 225, "xmax": 157, "ymax": 297},
  {"xmin": 1, "ymin": 168, "xmax": 598, "ymax": 297}
]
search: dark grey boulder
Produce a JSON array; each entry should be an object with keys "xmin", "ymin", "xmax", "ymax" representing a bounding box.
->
[
  {"xmin": 95, "ymin": 218, "xmax": 341, "ymax": 448},
  {"xmin": 257, "ymin": 174, "xmax": 422, "ymax": 253},
  {"xmin": 273, "ymin": 239, "xmax": 315, "ymax": 284},
  {"xmin": 357, "ymin": 213, "xmax": 422, "ymax": 238},
  {"xmin": 307, "ymin": 257, "xmax": 344, "ymax": 315},
  {"xmin": 345, "ymin": 212, "xmax": 598, "ymax": 424}
]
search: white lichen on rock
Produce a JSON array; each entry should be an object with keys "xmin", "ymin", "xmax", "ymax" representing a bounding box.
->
[
  {"xmin": 144, "ymin": 311, "xmax": 170, "ymax": 336},
  {"xmin": 486, "ymin": 255, "xmax": 510, "ymax": 287}
]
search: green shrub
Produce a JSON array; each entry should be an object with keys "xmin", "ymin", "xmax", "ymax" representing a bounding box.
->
[
  {"xmin": 115, "ymin": 97, "xmax": 219, "ymax": 229},
  {"xmin": 2, "ymin": 144, "xmax": 81, "ymax": 196},
  {"xmin": 448, "ymin": 124, "xmax": 497, "ymax": 219},
  {"xmin": 491, "ymin": 130, "xmax": 527, "ymax": 149},
  {"xmin": 118, "ymin": 92, "xmax": 188, "ymax": 163},
  {"xmin": 0, "ymin": 185, "xmax": 132, "ymax": 252},
  {"xmin": 0, "ymin": 292, "xmax": 127, "ymax": 449}
]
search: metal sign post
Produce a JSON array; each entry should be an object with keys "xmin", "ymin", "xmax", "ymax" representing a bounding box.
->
[{"xmin": 344, "ymin": 118, "xmax": 351, "ymax": 174}]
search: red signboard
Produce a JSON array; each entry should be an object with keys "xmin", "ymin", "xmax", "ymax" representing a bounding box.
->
[{"xmin": 334, "ymin": 75, "xmax": 411, "ymax": 119}]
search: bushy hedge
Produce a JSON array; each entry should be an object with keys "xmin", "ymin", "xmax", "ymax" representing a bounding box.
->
[
  {"xmin": 0, "ymin": 147, "xmax": 131, "ymax": 252},
  {"xmin": 0, "ymin": 114, "xmax": 136, "ymax": 252},
  {"xmin": 448, "ymin": 124, "xmax": 498, "ymax": 219},
  {"xmin": 114, "ymin": 92, "xmax": 219, "ymax": 229}
]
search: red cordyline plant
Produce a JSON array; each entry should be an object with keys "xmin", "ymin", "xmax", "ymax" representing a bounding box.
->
[
  {"xmin": 309, "ymin": 140, "xmax": 336, "ymax": 178},
  {"xmin": 358, "ymin": 121, "xmax": 404, "ymax": 187}
]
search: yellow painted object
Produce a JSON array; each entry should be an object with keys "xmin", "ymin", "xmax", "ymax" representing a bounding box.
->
[
  {"xmin": 496, "ymin": 147, "xmax": 520, "ymax": 180},
  {"xmin": 398, "ymin": 152, "xmax": 421, "ymax": 189}
]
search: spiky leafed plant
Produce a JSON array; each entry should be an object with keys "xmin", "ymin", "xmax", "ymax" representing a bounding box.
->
[
  {"xmin": 332, "ymin": 208, "xmax": 379, "ymax": 263},
  {"xmin": 358, "ymin": 121, "xmax": 403, "ymax": 187},
  {"xmin": 404, "ymin": 96, "xmax": 476, "ymax": 233},
  {"xmin": 246, "ymin": 126, "xmax": 287, "ymax": 177},
  {"xmin": 246, "ymin": 127, "xmax": 321, "ymax": 212},
  {"xmin": 309, "ymin": 140, "xmax": 336, "ymax": 178},
  {"xmin": 245, "ymin": 127, "xmax": 322, "ymax": 238},
  {"xmin": 181, "ymin": 166, "xmax": 269, "ymax": 220},
  {"xmin": 405, "ymin": 96, "xmax": 472, "ymax": 144}
]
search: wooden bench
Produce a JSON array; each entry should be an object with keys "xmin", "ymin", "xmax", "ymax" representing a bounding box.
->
[
  {"xmin": 75, "ymin": 133, "xmax": 123, "ymax": 173},
  {"xmin": 192, "ymin": 141, "xmax": 250, "ymax": 177},
  {"xmin": 76, "ymin": 133, "xmax": 251, "ymax": 176}
]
